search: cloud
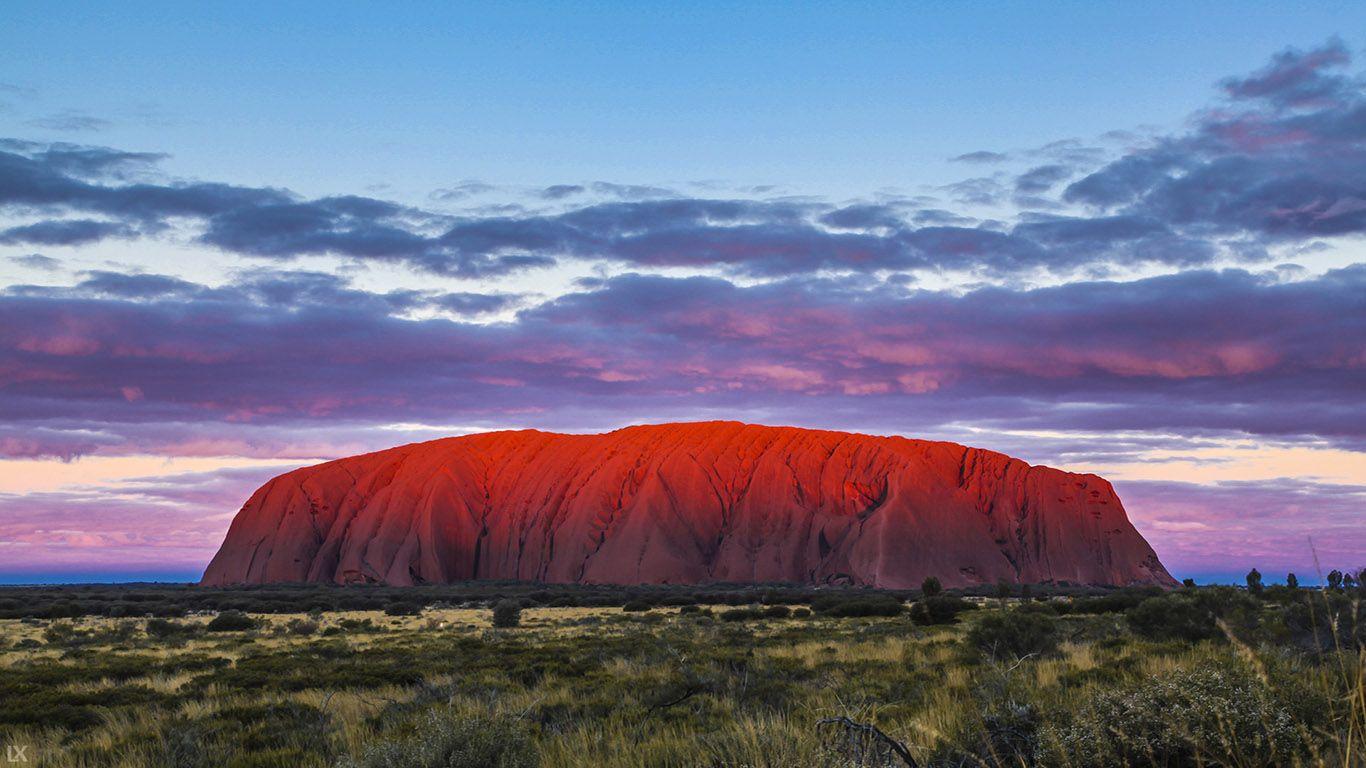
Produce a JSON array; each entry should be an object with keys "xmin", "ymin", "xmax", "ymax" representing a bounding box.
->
[
  {"xmin": 0, "ymin": 464, "xmax": 290, "ymax": 573},
  {"xmin": 2, "ymin": 41, "xmax": 1363, "ymax": 283},
  {"xmin": 10, "ymin": 40, "xmax": 1366, "ymax": 282},
  {"xmin": 429, "ymin": 291, "xmax": 524, "ymax": 315},
  {"xmin": 539, "ymin": 184, "xmax": 585, "ymax": 200},
  {"xmin": 28, "ymin": 52, "xmax": 1366, "ymax": 283},
  {"xmin": 951, "ymin": 150, "xmax": 1008, "ymax": 164},
  {"xmin": 430, "ymin": 180, "xmax": 495, "ymax": 201},
  {"xmin": 24, "ymin": 111, "xmax": 113, "ymax": 132},
  {"xmin": 0, "ymin": 219, "xmax": 136, "ymax": 246},
  {"xmin": 1220, "ymin": 37, "xmax": 1353, "ymax": 108},
  {"xmin": 75, "ymin": 270, "xmax": 204, "ymax": 299},
  {"xmin": 0, "ymin": 139, "xmax": 166, "ymax": 179},
  {"xmin": 7, "ymin": 253, "xmax": 61, "ymax": 270},
  {"xmin": 588, "ymin": 181, "xmax": 676, "ymax": 200},
  {"xmin": 1014, "ymin": 164, "xmax": 1072, "ymax": 194},
  {"xmin": 1120, "ymin": 476, "xmax": 1366, "ymax": 581},
  {"xmin": 1066, "ymin": 39, "xmax": 1366, "ymax": 241},
  {"xmin": 940, "ymin": 176, "xmax": 1005, "ymax": 206},
  {"xmin": 0, "ymin": 264, "xmax": 1360, "ymax": 461}
]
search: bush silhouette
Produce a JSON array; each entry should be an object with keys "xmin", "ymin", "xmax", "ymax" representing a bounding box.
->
[
  {"xmin": 206, "ymin": 610, "xmax": 256, "ymax": 632},
  {"xmin": 1125, "ymin": 595, "xmax": 1219, "ymax": 642},
  {"xmin": 492, "ymin": 599, "xmax": 521, "ymax": 628},
  {"xmin": 968, "ymin": 607, "xmax": 1059, "ymax": 659},
  {"xmin": 921, "ymin": 576, "xmax": 943, "ymax": 597},
  {"xmin": 910, "ymin": 595, "xmax": 972, "ymax": 625}
]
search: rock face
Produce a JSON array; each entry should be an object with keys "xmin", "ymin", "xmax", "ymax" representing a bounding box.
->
[{"xmin": 201, "ymin": 422, "xmax": 1175, "ymax": 588}]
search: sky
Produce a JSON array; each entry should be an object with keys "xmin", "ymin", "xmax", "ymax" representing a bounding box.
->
[{"xmin": 1, "ymin": 2, "xmax": 1363, "ymax": 584}]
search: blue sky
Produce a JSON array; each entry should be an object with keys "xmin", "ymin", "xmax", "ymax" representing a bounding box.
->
[
  {"xmin": 6, "ymin": 2, "xmax": 1366, "ymax": 200},
  {"xmin": 1, "ymin": 4, "xmax": 1364, "ymax": 584}
]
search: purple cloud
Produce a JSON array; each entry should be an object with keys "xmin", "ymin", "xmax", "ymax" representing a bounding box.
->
[
  {"xmin": 1120, "ymin": 477, "xmax": 1366, "ymax": 583},
  {"xmin": 0, "ymin": 264, "xmax": 1360, "ymax": 460},
  {"xmin": 1067, "ymin": 40, "xmax": 1366, "ymax": 240}
]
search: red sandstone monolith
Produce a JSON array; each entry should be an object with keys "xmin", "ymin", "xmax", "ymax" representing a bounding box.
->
[{"xmin": 201, "ymin": 422, "xmax": 1175, "ymax": 588}]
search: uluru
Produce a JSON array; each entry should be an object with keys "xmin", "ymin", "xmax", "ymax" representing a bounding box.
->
[{"xmin": 201, "ymin": 422, "xmax": 1175, "ymax": 588}]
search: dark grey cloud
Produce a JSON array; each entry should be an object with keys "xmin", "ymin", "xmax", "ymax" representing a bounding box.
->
[
  {"xmin": 1030, "ymin": 139, "xmax": 1108, "ymax": 166},
  {"xmin": 1014, "ymin": 164, "xmax": 1072, "ymax": 194},
  {"xmin": 0, "ymin": 139, "xmax": 166, "ymax": 180},
  {"xmin": 950, "ymin": 150, "xmax": 1008, "ymax": 164},
  {"xmin": 429, "ymin": 291, "xmax": 523, "ymax": 315},
  {"xmin": 1066, "ymin": 40, "xmax": 1366, "ymax": 242},
  {"xmin": 1012, "ymin": 214, "xmax": 1216, "ymax": 269},
  {"xmin": 819, "ymin": 204, "xmax": 906, "ymax": 230},
  {"xmin": 75, "ymin": 271, "xmax": 205, "ymax": 299},
  {"xmin": 7, "ymin": 253, "xmax": 60, "ymax": 270},
  {"xmin": 1220, "ymin": 37, "xmax": 1353, "ymax": 108},
  {"xmin": 3, "ymin": 42, "xmax": 1366, "ymax": 283},
  {"xmin": 0, "ymin": 219, "xmax": 136, "ymax": 246},
  {"xmin": 430, "ymin": 181, "xmax": 495, "ymax": 201},
  {"xmin": 539, "ymin": 184, "xmax": 585, "ymax": 200}
]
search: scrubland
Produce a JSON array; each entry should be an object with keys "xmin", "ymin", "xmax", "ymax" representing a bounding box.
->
[{"xmin": 0, "ymin": 583, "xmax": 1361, "ymax": 767}]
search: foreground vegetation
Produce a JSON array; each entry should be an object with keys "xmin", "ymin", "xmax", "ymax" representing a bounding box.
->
[{"xmin": 0, "ymin": 580, "xmax": 1361, "ymax": 767}]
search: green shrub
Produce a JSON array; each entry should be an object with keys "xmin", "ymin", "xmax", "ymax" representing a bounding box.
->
[
  {"xmin": 921, "ymin": 576, "xmax": 943, "ymax": 597},
  {"xmin": 146, "ymin": 617, "xmax": 194, "ymax": 639},
  {"xmin": 492, "ymin": 600, "xmax": 522, "ymax": 628},
  {"xmin": 286, "ymin": 618, "xmax": 319, "ymax": 636},
  {"xmin": 42, "ymin": 621, "xmax": 78, "ymax": 645},
  {"xmin": 621, "ymin": 599, "xmax": 654, "ymax": 613},
  {"xmin": 910, "ymin": 595, "xmax": 971, "ymax": 625},
  {"xmin": 812, "ymin": 594, "xmax": 904, "ymax": 617},
  {"xmin": 1046, "ymin": 660, "xmax": 1318, "ymax": 767},
  {"xmin": 1126, "ymin": 595, "xmax": 1220, "ymax": 642},
  {"xmin": 968, "ymin": 608, "xmax": 1059, "ymax": 659},
  {"xmin": 339, "ymin": 709, "xmax": 536, "ymax": 768},
  {"xmin": 762, "ymin": 605, "xmax": 791, "ymax": 619},
  {"xmin": 206, "ymin": 610, "xmax": 257, "ymax": 632},
  {"xmin": 384, "ymin": 602, "xmax": 423, "ymax": 617},
  {"xmin": 1065, "ymin": 586, "xmax": 1163, "ymax": 615}
]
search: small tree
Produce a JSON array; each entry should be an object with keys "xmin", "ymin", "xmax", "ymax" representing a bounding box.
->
[
  {"xmin": 492, "ymin": 599, "xmax": 521, "ymax": 628},
  {"xmin": 1327, "ymin": 570, "xmax": 1344, "ymax": 591},
  {"xmin": 1286, "ymin": 572, "xmax": 1299, "ymax": 590},
  {"xmin": 1245, "ymin": 568, "xmax": 1263, "ymax": 596},
  {"xmin": 996, "ymin": 579, "xmax": 1014, "ymax": 601},
  {"xmin": 921, "ymin": 576, "xmax": 943, "ymax": 598},
  {"xmin": 1182, "ymin": 578, "xmax": 1197, "ymax": 589}
]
